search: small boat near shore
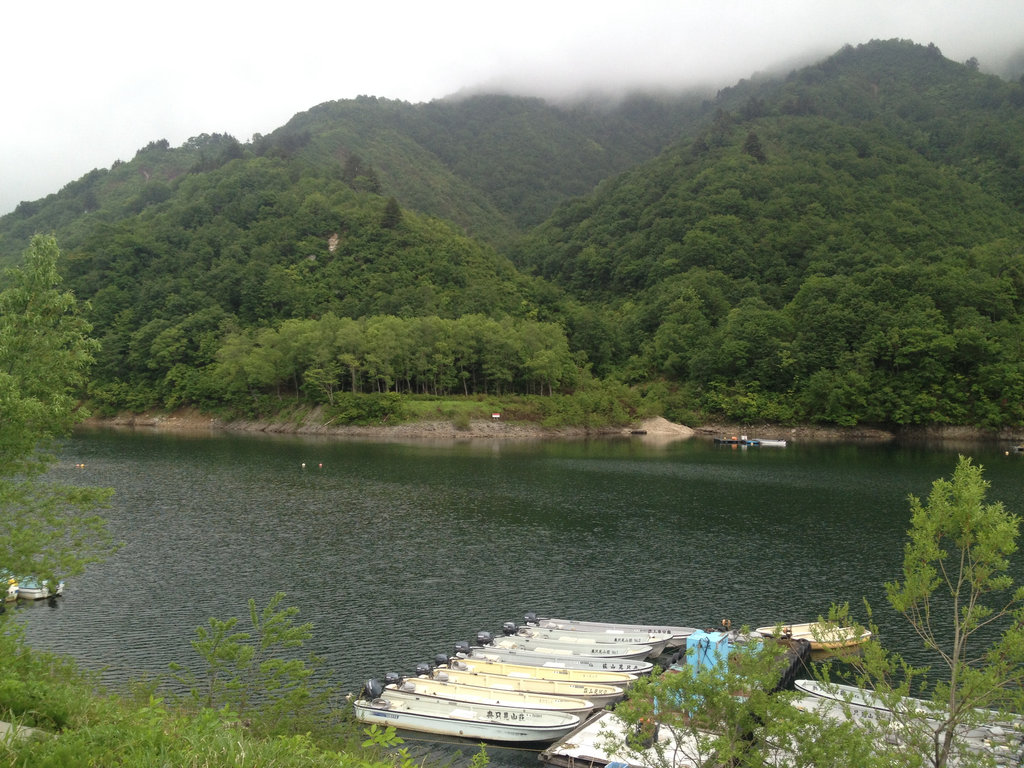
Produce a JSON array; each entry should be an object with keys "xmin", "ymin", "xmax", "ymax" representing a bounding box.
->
[
  {"xmin": 755, "ymin": 621, "xmax": 870, "ymax": 651},
  {"xmin": 449, "ymin": 656, "xmax": 638, "ymax": 687},
  {"xmin": 522, "ymin": 614, "xmax": 696, "ymax": 649},
  {"xmin": 431, "ymin": 667, "xmax": 626, "ymax": 708},
  {"xmin": 369, "ymin": 677, "xmax": 595, "ymax": 717},
  {"xmin": 353, "ymin": 691, "xmax": 582, "ymax": 744}
]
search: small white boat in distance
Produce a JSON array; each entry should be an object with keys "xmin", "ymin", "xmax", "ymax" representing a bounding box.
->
[
  {"xmin": 354, "ymin": 691, "xmax": 581, "ymax": 744},
  {"xmin": 504, "ymin": 622, "xmax": 674, "ymax": 656},
  {"xmin": 755, "ymin": 621, "xmax": 871, "ymax": 650},
  {"xmin": 449, "ymin": 656, "xmax": 638, "ymax": 687},
  {"xmin": 523, "ymin": 614, "xmax": 696, "ymax": 649},
  {"xmin": 431, "ymin": 667, "xmax": 626, "ymax": 708},
  {"xmin": 375, "ymin": 677, "xmax": 595, "ymax": 717}
]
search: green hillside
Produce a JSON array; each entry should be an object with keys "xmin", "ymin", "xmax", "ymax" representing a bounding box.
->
[
  {"xmin": 0, "ymin": 92, "xmax": 701, "ymax": 264},
  {"xmin": 514, "ymin": 40, "xmax": 1024, "ymax": 427},
  {"xmin": 3, "ymin": 39, "xmax": 1024, "ymax": 430}
]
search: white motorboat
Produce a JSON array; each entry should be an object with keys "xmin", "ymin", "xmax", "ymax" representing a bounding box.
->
[
  {"xmin": 431, "ymin": 667, "xmax": 626, "ymax": 708},
  {"xmin": 15, "ymin": 578, "xmax": 64, "ymax": 601},
  {"xmin": 503, "ymin": 621, "xmax": 674, "ymax": 656},
  {"xmin": 372, "ymin": 677, "xmax": 594, "ymax": 717},
  {"xmin": 522, "ymin": 614, "xmax": 696, "ymax": 648},
  {"xmin": 476, "ymin": 631, "xmax": 654, "ymax": 661},
  {"xmin": 353, "ymin": 691, "xmax": 581, "ymax": 744},
  {"xmin": 464, "ymin": 645, "xmax": 654, "ymax": 675},
  {"xmin": 448, "ymin": 656, "xmax": 638, "ymax": 687}
]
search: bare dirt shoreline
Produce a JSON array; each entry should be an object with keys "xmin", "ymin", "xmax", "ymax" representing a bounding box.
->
[{"xmin": 78, "ymin": 408, "xmax": 1024, "ymax": 445}]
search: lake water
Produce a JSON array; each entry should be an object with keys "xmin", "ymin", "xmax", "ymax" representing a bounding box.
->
[{"xmin": 11, "ymin": 428, "xmax": 1024, "ymax": 757}]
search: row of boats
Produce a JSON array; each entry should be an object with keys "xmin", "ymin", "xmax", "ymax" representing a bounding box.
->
[
  {"xmin": 353, "ymin": 614, "xmax": 697, "ymax": 744},
  {"xmin": 351, "ymin": 615, "xmax": 877, "ymax": 746}
]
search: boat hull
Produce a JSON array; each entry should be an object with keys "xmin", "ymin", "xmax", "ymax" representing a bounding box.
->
[
  {"xmin": 524, "ymin": 616, "xmax": 696, "ymax": 648},
  {"xmin": 512, "ymin": 626, "xmax": 672, "ymax": 656},
  {"xmin": 793, "ymin": 678, "xmax": 1024, "ymax": 758},
  {"xmin": 467, "ymin": 647, "xmax": 653, "ymax": 674},
  {"xmin": 755, "ymin": 622, "xmax": 870, "ymax": 650},
  {"xmin": 353, "ymin": 694, "xmax": 580, "ymax": 743},
  {"xmin": 15, "ymin": 580, "xmax": 63, "ymax": 601},
  {"xmin": 450, "ymin": 657, "xmax": 637, "ymax": 687},
  {"xmin": 486, "ymin": 636, "xmax": 654, "ymax": 661},
  {"xmin": 385, "ymin": 679, "xmax": 594, "ymax": 717},
  {"xmin": 431, "ymin": 668, "xmax": 625, "ymax": 708}
]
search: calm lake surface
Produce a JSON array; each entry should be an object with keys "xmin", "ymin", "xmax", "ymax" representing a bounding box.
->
[{"xmin": 13, "ymin": 428, "xmax": 1024, "ymax": 750}]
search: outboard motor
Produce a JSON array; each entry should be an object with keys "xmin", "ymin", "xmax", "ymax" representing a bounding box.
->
[
  {"xmin": 453, "ymin": 640, "xmax": 471, "ymax": 657},
  {"xmin": 414, "ymin": 662, "xmax": 432, "ymax": 677},
  {"xmin": 364, "ymin": 678, "xmax": 384, "ymax": 699},
  {"xmin": 502, "ymin": 621, "xmax": 518, "ymax": 636},
  {"xmin": 384, "ymin": 672, "xmax": 401, "ymax": 687},
  {"xmin": 475, "ymin": 630, "xmax": 494, "ymax": 646},
  {"xmin": 434, "ymin": 653, "xmax": 450, "ymax": 668},
  {"xmin": 524, "ymin": 612, "xmax": 539, "ymax": 625}
]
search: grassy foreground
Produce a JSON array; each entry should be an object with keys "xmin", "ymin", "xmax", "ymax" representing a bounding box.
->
[{"xmin": 0, "ymin": 614, "xmax": 445, "ymax": 768}]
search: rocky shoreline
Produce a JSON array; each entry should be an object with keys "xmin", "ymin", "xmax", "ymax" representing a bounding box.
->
[{"xmin": 77, "ymin": 408, "xmax": 1024, "ymax": 445}]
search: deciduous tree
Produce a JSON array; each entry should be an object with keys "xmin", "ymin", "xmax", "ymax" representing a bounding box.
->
[{"xmin": 0, "ymin": 235, "xmax": 116, "ymax": 589}]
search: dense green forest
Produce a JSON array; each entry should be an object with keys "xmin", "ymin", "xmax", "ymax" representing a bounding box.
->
[{"xmin": 3, "ymin": 39, "xmax": 1024, "ymax": 429}]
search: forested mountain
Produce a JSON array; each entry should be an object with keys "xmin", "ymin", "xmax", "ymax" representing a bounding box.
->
[
  {"xmin": 0, "ymin": 92, "xmax": 702, "ymax": 263},
  {"xmin": 3, "ymin": 39, "xmax": 1024, "ymax": 429},
  {"xmin": 515, "ymin": 40, "xmax": 1024, "ymax": 427}
]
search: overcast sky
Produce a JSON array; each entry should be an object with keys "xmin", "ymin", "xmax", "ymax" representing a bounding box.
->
[{"xmin": 3, "ymin": 0, "xmax": 1023, "ymax": 215}]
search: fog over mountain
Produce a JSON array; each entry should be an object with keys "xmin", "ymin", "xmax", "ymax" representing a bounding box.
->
[{"xmin": 3, "ymin": 0, "xmax": 1023, "ymax": 216}]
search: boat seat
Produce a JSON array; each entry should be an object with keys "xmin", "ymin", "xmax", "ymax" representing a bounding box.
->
[{"xmin": 370, "ymin": 698, "xmax": 390, "ymax": 709}]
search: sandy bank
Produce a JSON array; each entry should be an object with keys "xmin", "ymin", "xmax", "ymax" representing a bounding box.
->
[{"xmin": 79, "ymin": 408, "xmax": 1023, "ymax": 445}]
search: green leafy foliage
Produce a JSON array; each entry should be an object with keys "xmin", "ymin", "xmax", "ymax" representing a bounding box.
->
[
  {"xmin": 171, "ymin": 592, "xmax": 337, "ymax": 738},
  {"xmin": 0, "ymin": 235, "xmax": 117, "ymax": 588}
]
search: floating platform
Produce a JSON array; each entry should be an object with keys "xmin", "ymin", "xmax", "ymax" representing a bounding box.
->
[{"xmin": 539, "ymin": 709, "xmax": 710, "ymax": 768}]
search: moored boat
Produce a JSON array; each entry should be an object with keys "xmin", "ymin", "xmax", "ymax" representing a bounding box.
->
[
  {"xmin": 522, "ymin": 614, "xmax": 696, "ymax": 649},
  {"xmin": 464, "ymin": 645, "xmax": 654, "ymax": 675},
  {"xmin": 353, "ymin": 691, "xmax": 581, "ymax": 744},
  {"xmin": 477, "ymin": 631, "xmax": 654, "ymax": 661},
  {"xmin": 755, "ymin": 621, "xmax": 870, "ymax": 650},
  {"xmin": 793, "ymin": 678, "xmax": 1024, "ymax": 759},
  {"xmin": 504, "ymin": 621, "xmax": 674, "ymax": 656},
  {"xmin": 370, "ymin": 677, "xmax": 594, "ymax": 717},
  {"xmin": 15, "ymin": 578, "xmax": 64, "ymax": 601},
  {"xmin": 430, "ymin": 667, "xmax": 626, "ymax": 708},
  {"xmin": 3, "ymin": 576, "xmax": 17, "ymax": 602},
  {"xmin": 794, "ymin": 679, "xmax": 937, "ymax": 718},
  {"xmin": 448, "ymin": 656, "xmax": 638, "ymax": 687}
]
